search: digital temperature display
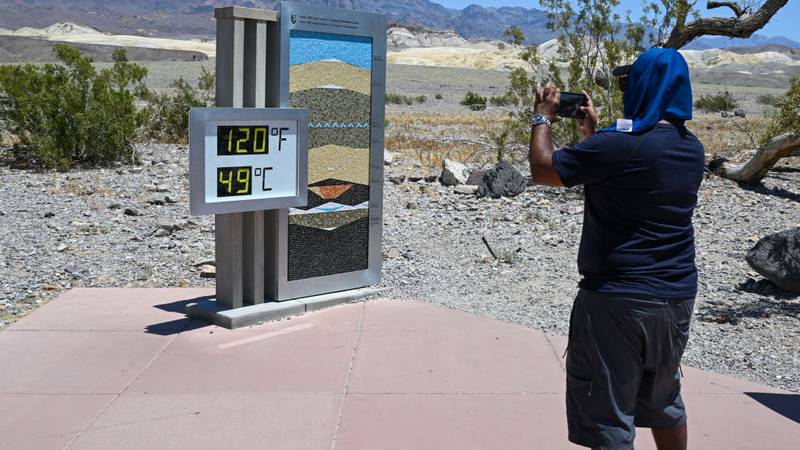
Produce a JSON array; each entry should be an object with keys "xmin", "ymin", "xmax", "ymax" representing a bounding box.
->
[
  {"xmin": 217, "ymin": 166, "xmax": 252, "ymax": 197},
  {"xmin": 189, "ymin": 108, "xmax": 307, "ymax": 216}
]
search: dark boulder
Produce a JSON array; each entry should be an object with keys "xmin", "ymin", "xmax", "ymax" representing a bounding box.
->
[
  {"xmin": 746, "ymin": 227, "xmax": 800, "ymax": 293},
  {"xmin": 466, "ymin": 169, "xmax": 488, "ymax": 186},
  {"xmin": 477, "ymin": 160, "xmax": 527, "ymax": 199}
]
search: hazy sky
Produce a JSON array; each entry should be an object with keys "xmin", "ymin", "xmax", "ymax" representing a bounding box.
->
[{"xmin": 436, "ymin": 1, "xmax": 800, "ymax": 42}]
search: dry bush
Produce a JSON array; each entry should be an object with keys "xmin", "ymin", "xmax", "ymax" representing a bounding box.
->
[
  {"xmin": 386, "ymin": 112, "xmax": 508, "ymax": 169},
  {"xmin": 690, "ymin": 116, "xmax": 769, "ymax": 162}
]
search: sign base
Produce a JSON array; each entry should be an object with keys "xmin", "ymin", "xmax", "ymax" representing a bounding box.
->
[{"xmin": 186, "ymin": 287, "xmax": 381, "ymax": 329}]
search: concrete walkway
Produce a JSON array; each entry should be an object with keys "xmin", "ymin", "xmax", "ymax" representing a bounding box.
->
[{"xmin": 1, "ymin": 288, "xmax": 797, "ymax": 449}]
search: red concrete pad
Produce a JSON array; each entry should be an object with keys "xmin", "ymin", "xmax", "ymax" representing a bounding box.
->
[
  {"xmin": 361, "ymin": 299, "xmax": 530, "ymax": 332},
  {"xmin": 128, "ymin": 304, "xmax": 363, "ymax": 394},
  {"xmin": 69, "ymin": 393, "xmax": 340, "ymax": 450},
  {"xmin": 0, "ymin": 330, "xmax": 171, "ymax": 394},
  {"xmin": 8, "ymin": 288, "xmax": 212, "ymax": 332},
  {"xmin": 680, "ymin": 366, "xmax": 786, "ymax": 394},
  {"xmin": 350, "ymin": 301, "xmax": 563, "ymax": 394},
  {"xmin": 0, "ymin": 394, "xmax": 113, "ymax": 450},
  {"xmin": 336, "ymin": 393, "xmax": 578, "ymax": 450}
]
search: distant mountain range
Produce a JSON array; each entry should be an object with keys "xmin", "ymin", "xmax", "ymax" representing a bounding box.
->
[
  {"xmin": 0, "ymin": 1, "xmax": 796, "ymax": 49},
  {"xmin": 0, "ymin": 1, "xmax": 555, "ymax": 43},
  {"xmin": 686, "ymin": 34, "xmax": 800, "ymax": 50}
]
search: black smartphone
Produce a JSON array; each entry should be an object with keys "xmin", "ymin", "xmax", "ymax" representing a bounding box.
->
[{"xmin": 557, "ymin": 92, "xmax": 588, "ymax": 119}]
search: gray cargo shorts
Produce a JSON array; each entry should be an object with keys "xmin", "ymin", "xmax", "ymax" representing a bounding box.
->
[{"xmin": 565, "ymin": 288, "xmax": 694, "ymax": 450}]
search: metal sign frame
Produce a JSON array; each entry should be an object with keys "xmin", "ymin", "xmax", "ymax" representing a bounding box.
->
[
  {"xmin": 262, "ymin": 2, "xmax": 386, "ymax": 301},
  {"xmin": 189, "ymin": 107, "xmax": 308, "ymax": 216}
]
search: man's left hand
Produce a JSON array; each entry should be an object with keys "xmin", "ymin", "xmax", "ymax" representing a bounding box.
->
[{"xmin": 535, "ymin": 82, "xmax": 561, "ymax": 123}]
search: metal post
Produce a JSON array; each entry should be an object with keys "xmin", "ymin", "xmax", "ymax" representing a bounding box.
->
[{"xmin": 214, "ymin": 6, "xmax": 278, "ymax": 308}]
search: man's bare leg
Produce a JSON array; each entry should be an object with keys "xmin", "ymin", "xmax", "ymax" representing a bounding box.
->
[{"xmin": 651, "ymin": 423, "xmax": 688, "ymax": 450}]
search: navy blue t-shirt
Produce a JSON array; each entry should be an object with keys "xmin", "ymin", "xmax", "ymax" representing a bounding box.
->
[{"xmin": 552, "ymin": 123, "xmax": 705, "ymax": 299}]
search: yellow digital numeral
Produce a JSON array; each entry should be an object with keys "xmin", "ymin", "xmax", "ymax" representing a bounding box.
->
[
  {"xmin": 227, "ymin": 128, "xmax": 233, "ymax": 154},
  {"xmin": 253, "ymin": 127, "xmax": 267, "ymax": 153},
  {"xmin": 236, "ymin": 168, "xmax": 250, "ymax": 194},
  {"xmin": 236, "ymin": 128, "xmax": 250, "ymax": 153},
  {"xmin": 219, "ymin": 169, "xmax": 233, "ymax": 194}
]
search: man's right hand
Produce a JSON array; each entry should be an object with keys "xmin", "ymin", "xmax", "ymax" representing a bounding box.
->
[{"xmin": 577, "ymin": 90, "xmax": 598, "ymax": 139}]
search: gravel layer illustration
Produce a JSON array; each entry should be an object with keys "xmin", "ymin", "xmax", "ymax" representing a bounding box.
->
[
  {"xmin": 290, "ymin": 61, "xmax": 371, "ymax": 95},
  {"xmin": 290, "ymin": 88, "xmax": 371, "ymax": 126},
  {"xmin": 288, "ymin": 209, "xmax": 369, "ymax": 230},
  {"xmin": 308, "ymin": 145, "xmax": 370, "ymax": 186},
  {"xmin": 307, "ymin": 180, "xmax": 370, "ymax": 209},
  {"xmin": 288, "ymin": 218, "xmax": 370, "ymax": 281}
]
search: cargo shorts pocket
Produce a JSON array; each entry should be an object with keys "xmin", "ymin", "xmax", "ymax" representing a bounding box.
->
[
  {"xmin": 669, "ymin": 299, "xmax": 694, "ymax": 363},
  {"xmin": 566, "ymin": 372, "xmax": 602, "ymax": 446}
]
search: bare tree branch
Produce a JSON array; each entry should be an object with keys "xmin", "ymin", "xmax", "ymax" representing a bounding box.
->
[
  {"xmin": 707, "ymin": 1, "xmax": 745, "ymax": 18},
  {"xmin": 710, "ymin": 132, "xmax": 800, "ymax": 184},
  {"xmin": 664, "ymin": 0, "xmax": 788, "ymax": 49}
]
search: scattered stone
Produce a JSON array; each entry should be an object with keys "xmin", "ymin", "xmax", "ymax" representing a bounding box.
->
[
  {"xmin": 440, "ymin": 159, "xmax": 470, "ymax": 186},
  {"xmin": 384, "ymin": 151, "xmax": 396, "ymax": 165},
  {"xmin": 746, "ymin": 227, "xmax": 800, "ymax": 292},
  {"xmin": 165, "ymin": 195, "xmax": 178, "ymax": 204},
  {"xmin": 477, "ymin": 161, "xmax": 527, "ymax": 199},
  {"xmin": 147, "ymin": 197, "xmax": 166, "ymax": 206},
  {"xmin": 454, "ymin": 185, "xmax": 478, "ymax": 195},
  {"xmin": 405, "ymin": 201, "xmax": 418, "ymax": 209},
  {"xmin": 155, "ymin": 184, "xmax": 169, "ymax": 193},
  {"xmin": 124, "ymin": 207, "xmax": 141, "ymax": 217},
  {"xmin": 388, "ymin": 174, "xmax": 406, "ymax": 185},
  {"xmin": 154, "ymin": 228, "xmax": 172, "ymax": 237},
  {"xmin": 734, "ymin": 109, "xmax": 747, "ymax": 118},
  {"xmin": 64, "ymin": 265, "xmax": 84, "ymax": 279},
  {"xmin": 466, "ymin": 170, "xmax": 488, "ymax": 186},
  {"xmin": 108, "ymin": 203, "xmax": 122, "ymax": 210},
  {"xmin": 424, "ymin": 175, "xmax": 438, "ymax": 183},
  {"xmin": 157, "ymin": 219, "xmax": 182, "ymax": 232},
  {"xmin": 43, "ymin": 212, "xmax": 55, "ymax": 218},
  {"xmin": 407, "ymin": 175, "xmax": 423, "ymax": 183},
  {"xmin": 193, "ymin": 259, "xmax": 215, "ymax": 267},
  {"xmin": 199, "ymin": 264, "xmax": 216, "ymax": 278}
]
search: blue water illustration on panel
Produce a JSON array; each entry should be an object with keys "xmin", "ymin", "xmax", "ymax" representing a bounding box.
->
[{"xmin": 290, "ymin": 30, "xmax": 372, "ymax": 69}]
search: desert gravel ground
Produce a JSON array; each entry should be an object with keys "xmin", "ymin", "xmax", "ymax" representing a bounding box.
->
[{"xmin": 1, "ymin": 141, "xmax": 798, "ymax": 393}]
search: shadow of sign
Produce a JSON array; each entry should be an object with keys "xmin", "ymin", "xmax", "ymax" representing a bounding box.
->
[
  {"xmin": 145, "ymin": 295, "xmax": 214, "ymax": 336},
  {"xmin": 745, "ymin": 392, "xmax": 800, "ymax": 424}
]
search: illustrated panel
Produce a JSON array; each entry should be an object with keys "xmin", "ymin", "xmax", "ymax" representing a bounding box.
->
[{"xmin": 287, "ymin": 30, "xmax": 373, "ymax": 281}]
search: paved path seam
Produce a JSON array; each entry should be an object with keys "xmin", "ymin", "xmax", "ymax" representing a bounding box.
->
[
  {"xmin": 544, "ymin": 334, "xmax": 567, "ymax": 373},
  {"xmin": 330, "ymin": 301, "xmax": 366, "ymax": 450},
  {"xmin": 60, "ymin": 320, "xmax": 190, "ymax": 449}
]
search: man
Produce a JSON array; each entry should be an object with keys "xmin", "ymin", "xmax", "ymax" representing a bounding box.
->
[{"xmin": 528, "ymin": 48, "xmax": 705, "ymax": 450}]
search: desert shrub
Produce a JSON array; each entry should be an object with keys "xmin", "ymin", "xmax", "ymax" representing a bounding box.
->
[
  {"xmin": 762, "ymin": 76, "xmax": 800, "ymax": 143},
  {"xmin": 386, "ymin": 93, "xmax": 412, "ymax": 105},
  {"xmin": 756, "ymin": 93, "xmax": 783, "ymax": 108},
  {"xmin": 435, "ymin": 92, "xmax": 443, "ymax": 100},
  {"xmin": 461, "ymin": 91, "xmax": 487, "ymax": 111},
  {"xmin": 694, "ymin": 91, "xmax": 739, "ymax": 113},
  {"xmin": 489, "ymin": 93, "xmax": 515, "ymax": 106},
  {"xmin": 386, "ymin": 93, "xmax": 426, "ymax": 105},
  {"xmin": 0, "ymin": 44, "xmax": 148, "ymax": 169},
  {"xmin": 141, "ymin": 65, "xmax": 215, "ymax": 142}
]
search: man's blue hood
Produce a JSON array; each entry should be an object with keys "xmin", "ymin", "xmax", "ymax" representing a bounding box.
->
[{"xmin": 604, "ymin": 48, "xmax": 692, "ymax": 133}]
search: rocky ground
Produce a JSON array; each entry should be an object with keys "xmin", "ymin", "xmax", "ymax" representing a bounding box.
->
[{"xmin": 1, "ymin": 141, "xmax": 798, "ymax": 393}]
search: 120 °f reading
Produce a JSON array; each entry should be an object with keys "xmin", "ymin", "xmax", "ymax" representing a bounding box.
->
[{"xmin": 217, "ymin": 125, "xmax": 290, "ymax": 156}]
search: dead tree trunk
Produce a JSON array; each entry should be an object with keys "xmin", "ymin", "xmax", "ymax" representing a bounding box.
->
[
  {"xmin": 711, "ymin": 132, "xmax": 800, "ymax": 185},
  {"xmin": 663, "ymin": 0, "xmax": 789, "ymax": 49}
]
